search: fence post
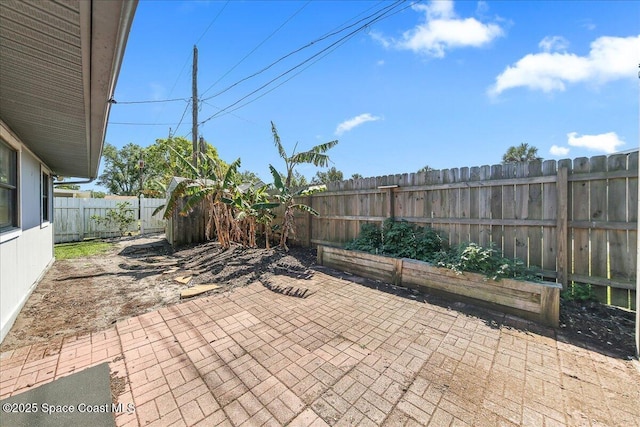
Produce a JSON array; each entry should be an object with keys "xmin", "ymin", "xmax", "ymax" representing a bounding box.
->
[
  {"xmin": 378, "ymin": 185, "xmax": 398, "ymax": 220},
  {"xmin": 306, "ymin": 195, "xmax": 312, "ymax": 247},
  {"xmin": 139, "ymin": 195, "xmax": 145, "ymax": 235},
  {"xmin": 556, "ymin": 166, "xmax": 569, "ymax": 290},
  {"xmin": 79, "ymin": 200, "xmax": 85, "ymax": 241}
]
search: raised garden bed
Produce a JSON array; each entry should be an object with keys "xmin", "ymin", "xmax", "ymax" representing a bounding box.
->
[{"xmin": 317, "ymin": 245, "xmax": 561, "ymax": 327}]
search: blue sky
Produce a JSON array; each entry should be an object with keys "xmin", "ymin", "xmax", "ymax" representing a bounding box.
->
[{"xmin": 99, "ymin": 0, "xmax": 639, "ymax": 191}]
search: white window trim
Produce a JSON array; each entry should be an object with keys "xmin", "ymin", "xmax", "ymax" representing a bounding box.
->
[
  {"xmin": 41, "ymin": 165, "xmax": 51, "ymax": 228},
  {"xmin": 0, "ymin": 132, "xmax": 21, "ymax": 237},
  {"xmin": 0, "ymin": 227, "xmax": 21, "ymax": 243}
]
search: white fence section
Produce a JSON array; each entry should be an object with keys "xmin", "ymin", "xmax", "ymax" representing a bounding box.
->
[{"xmin": 54, "ymin": 197, "xmax": 166, "ymax": 243}]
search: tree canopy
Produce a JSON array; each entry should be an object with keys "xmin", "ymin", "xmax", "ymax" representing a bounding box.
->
[
  {"xmin": 312, "ymin": 166, "xmax": 344, "ymax": 184},
  {"xmin": 97, "ymin": 137, "xmax": 224, "ymax": 197},
  {"xmin": 502, "ymin": 143, "xmax": 541, "ymax": 163},
  {"xmin": 97, "ymin": 143, "xmax": 144, "ymax": 196}
]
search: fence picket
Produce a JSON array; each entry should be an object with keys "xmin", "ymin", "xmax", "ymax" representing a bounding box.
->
[
  {"xmin": 54, "ymin": 198, "xmax": 166, "ymax": 243},
  {"xmin": 277, "ymin": 154, "xmax": 637, "ymax": 309},
  {"xmin": 589, "ymin": 156, "xmax": 608, "ymax": 302}
]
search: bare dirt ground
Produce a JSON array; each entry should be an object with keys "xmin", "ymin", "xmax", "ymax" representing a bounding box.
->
[{"xmin": 1, "ymin": 234, "xmax": 636, "ymax": 360}]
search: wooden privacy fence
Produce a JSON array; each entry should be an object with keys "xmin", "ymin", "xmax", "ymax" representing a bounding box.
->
[
  {"xmin": 283, "ymin": 153, "xmax": 637, "ymax": 310},
  {"xmin": 54, "ymin": 197, "xmax": 166, "ymax": 243}
]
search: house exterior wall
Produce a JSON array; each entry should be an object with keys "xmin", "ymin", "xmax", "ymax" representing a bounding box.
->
[{"xmin": 0, "ymin": 122, "xmax": 54, "ymax": 343}]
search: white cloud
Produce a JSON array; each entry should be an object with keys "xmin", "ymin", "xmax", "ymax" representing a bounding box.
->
[
  {"xmin": 550, "ymin": 145, "xmax": 570, "ymax": 156},
  {"xmin": 376, "ymin": 59, "xmax": 385, "ymax": 66},
  {"xmin": 489, "ymin": 35, "xmax": 640, "ymax": 96},
  {"xmin": 372, "ymin": 0, "xmax": 504, "ymax": 58},
  {"xmin": 335, "ymin": 113, "xmax": 381, "ymax": 136},
  {"xmin": 567, "ymin": 131, "xmax": 625, "ymax": 153},
  {"xmin": 369, "ymin": 30, "xmax": 390, "ymax": 49},
  {"xmin": 539, "ymin": 36, "xmax": 569, "ymax": 52}
]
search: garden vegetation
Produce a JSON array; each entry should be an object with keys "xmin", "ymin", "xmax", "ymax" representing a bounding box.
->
[{"xmin": 345, "ymin": 219, "xmax": 542, "ymax": 281}]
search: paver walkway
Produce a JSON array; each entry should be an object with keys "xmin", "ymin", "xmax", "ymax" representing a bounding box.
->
[{"xmin": 2, "ymin": 268, "xmax": 639, "ymax": 426}]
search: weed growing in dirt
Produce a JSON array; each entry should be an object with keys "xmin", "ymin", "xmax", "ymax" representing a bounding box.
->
[
  {"xmin": 90, "ymin": 201, "xmax": 136, "ymax": 236},
  {"xmin": 55, "ymin": 240, "xmax": 114, "ymax": 260},
  {"xmin": 561, "ymin": 283, "xmax": 597, "ymax": 302}
]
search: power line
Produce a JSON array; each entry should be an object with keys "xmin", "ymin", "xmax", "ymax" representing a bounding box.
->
[
  {"xmin": 109, "ymin": 122, "xmax": 183, "ymax": 126},
  {"xmin": 210, "ymin": 30, "xmax": 355, "ymax": 120},
  {"xmin": 201, "ymin": 100, "xmax": 257, "ymax": 124},
  {"xmin": 171, "ymin": 99, "xmax": 192, "ymax": 137},
  {"xmin": 114, "ymin": 97, "xmax": 189, "ymax": 105},
  {"xmin": 200, "ymin": 0, "xmax": 311, "ymax": 98},
  {"xmin": 110, "ymin": 2, "xmax": 229, "ymax": 119},
  {"xmin": 195, "ymin": 0, "xmax": 230, "ymax": 45},
  {"xmin": 200, "ymin": 0, "xmax": 409, "ymax": 125},
  {"xmin": 200, "ymin": 0, "xmax": 403, "ymax": 103}
]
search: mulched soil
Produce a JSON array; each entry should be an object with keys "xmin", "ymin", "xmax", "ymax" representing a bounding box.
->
[{"xmin": 559, "ymin": 299, "xmax": 636, "ymax": 359}]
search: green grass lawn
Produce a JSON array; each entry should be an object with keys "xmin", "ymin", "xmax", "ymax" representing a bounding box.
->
[{"xmin": 54, "ymin": 240, "xmax": 115, "ymax": 260}]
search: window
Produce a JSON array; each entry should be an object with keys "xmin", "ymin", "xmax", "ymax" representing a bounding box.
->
[
  {"xmin": 42, "ymin": 171, "xmax": 50, "ymax": 223},
  {"xmin": 0, "ymin": 139, "xmax": 18, "ymax": 231}
]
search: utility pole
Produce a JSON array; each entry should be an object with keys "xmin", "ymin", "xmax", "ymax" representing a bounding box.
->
[{"xmin": 192, "ymin": 45, "xmax": 198, "ymax": 170}]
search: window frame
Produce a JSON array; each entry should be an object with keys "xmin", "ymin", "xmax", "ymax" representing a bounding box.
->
[
  {"xmin": 0, "ymin": 138, "xmax": 19, "ymax": 236},
  {"xmin": 41, "ymin": 166, "xmax": 51, "ymax": 227}
]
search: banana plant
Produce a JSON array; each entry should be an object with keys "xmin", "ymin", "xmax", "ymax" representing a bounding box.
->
[
  {"xmin": 155, "ymin": 148, "xmax": 241, "ymax": 248},
  {"xmin": 269, "ymin": 165, "xmax": 323, "ymax": 251},
  {"xmin": 269, "ymin": 121, "xmax": 337, "ymax": 250},
  {"xmin": 222, "ymin": 184, "xmax": 279, "ymax": 248}
]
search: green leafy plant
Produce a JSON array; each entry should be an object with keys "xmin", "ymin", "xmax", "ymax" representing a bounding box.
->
[
  {"xmin": 346, "ymin": 219, "xmax": 540, "ymax": 282},
  {"xmin": 345, "ymin": 222, "xmax": 382, "ymax": 253},
  {"xmin": 222, "ymin": 184, "xmax": 279, "ymax": 248},
  {"xmin": 269, "ymin": 165, "xmax": 323, "ymax": 251},
  {"xmin": 432, "ymin": 242, "xmax": 540, "ymax": 281},
  {"xmin": 269, "ymin": 121, "xmax": 337, "ymax": 250},
  {"xmin": 90, "ymin": 202, "xmax": 136, "ymax": 236},
  {"xmin": 561, "ymin": 283, "xmax": 597, "ymax": 302},
  {"xmin": 345, "ymin": 219, "xmax": 444, "ymax": 261}
]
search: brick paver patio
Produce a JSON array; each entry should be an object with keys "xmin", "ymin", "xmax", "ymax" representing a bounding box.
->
[{"xmin": 1, "ymin": 268, "xmax": 639, "ymax": 426}]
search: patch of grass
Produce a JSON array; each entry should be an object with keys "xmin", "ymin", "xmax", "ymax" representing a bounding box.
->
[{"xmin": 54, "ymin": 240, "xmax": 114, "ymax": 260}]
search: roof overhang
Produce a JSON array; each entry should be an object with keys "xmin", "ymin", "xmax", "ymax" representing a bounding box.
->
[{"xmin": 0, "ymin": 0, "xmax": 137, "ymax": 179}]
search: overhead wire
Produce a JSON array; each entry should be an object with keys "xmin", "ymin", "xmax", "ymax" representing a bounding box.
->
[
  {"xmin": 108, "ymin": 1, "xmax": 409, "ymax": 128},
  {"xmin": 108, "ymin": 1, "xmax": 230, "ymax": 122},
  {"xmin": 220, "ymin": 1, "xmax": 416, "ymax": 118},
  {"xmin": 113, "ymin": 97, "xmax": 189, "ymax": 105},
  {"xmin": 171, "ymin": 99, "xmax": 192, "ymax": 137},
  {"xmin": 199, "ymin": 0, "xmax": 410, "ymax": 125},
  {"xmin": 200, "ymin": 0, "xmax": 312, "ymax": 98},
  {"xmin": 195, "ymin": 0, "xmax": 230, "ymax": 45},
  {"xmin": 200, "ymin": 0, "xmax": 403, "ymax": 102}
]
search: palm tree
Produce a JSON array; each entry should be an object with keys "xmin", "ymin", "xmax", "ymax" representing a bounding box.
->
[
  {"xmin": 502, "ymin": 143, "xmax": 541, "ymax": 163},
  {"xmin": 270, "ymin": 121, "xmax": 338, "ymax": 249}
]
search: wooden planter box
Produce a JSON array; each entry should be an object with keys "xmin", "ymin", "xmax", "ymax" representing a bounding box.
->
[{"xmin": 317, "ymin": 246, "xmax": 560, "ymax": 327}]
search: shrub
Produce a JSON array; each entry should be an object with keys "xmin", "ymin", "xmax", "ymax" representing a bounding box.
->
[
  {"xmin": 346, "ymin": 219, "xmax": 540, "ymax": 281},
  {"xmin": 91, "ymin": 202, "xmax": 136, "ymax": 236},
  {"xmin": 432, "ymin": 242, "xmax": 540, "ymax": 281},
  {"xmin": 345, "ymin": 219, "xmax": 444, "ymax": 260},
  {"xmin": 345, "ymin": 222, "xmax": 382, "ymax": 253}
]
